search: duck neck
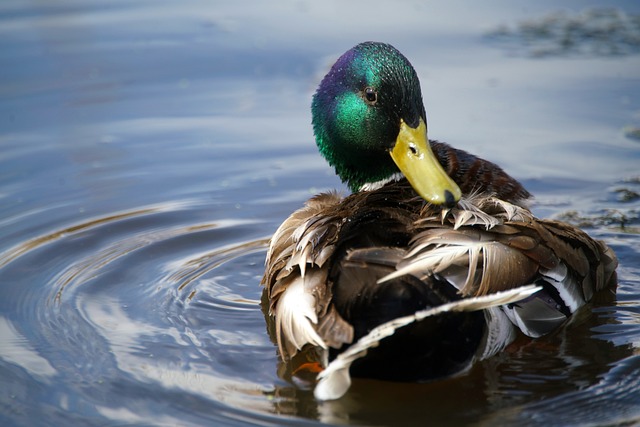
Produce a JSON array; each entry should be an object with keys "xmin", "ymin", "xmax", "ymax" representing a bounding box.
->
[{"xmin": 357, "ymin": 172, "xmax": 405, "ymax": 192}]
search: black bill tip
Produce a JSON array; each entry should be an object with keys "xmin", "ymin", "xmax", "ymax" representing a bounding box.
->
[{"xmin": 443, "ymin": 190, "xmax": 457, "ymax": 209}]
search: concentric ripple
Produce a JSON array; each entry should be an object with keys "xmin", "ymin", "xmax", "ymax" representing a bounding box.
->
[{"xmin": 0, "ymin": 200, "xmax": 314, "ymax": 426}]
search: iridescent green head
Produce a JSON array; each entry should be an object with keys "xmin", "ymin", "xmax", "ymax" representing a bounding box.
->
[{"xmin": 311, "ymin": 42, "xmax": 460, "ymax": 206}]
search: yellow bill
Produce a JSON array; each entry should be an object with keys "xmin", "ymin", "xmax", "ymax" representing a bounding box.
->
[{"xmin": 390, "ymin": 118, "xmax": 461, "ymax": 206}]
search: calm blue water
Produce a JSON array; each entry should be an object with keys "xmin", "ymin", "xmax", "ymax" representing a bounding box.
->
[{"xmin": 1, "ymin": 1, "xmax": 639, "ymax": 426}]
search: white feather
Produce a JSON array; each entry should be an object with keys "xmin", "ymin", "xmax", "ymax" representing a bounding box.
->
[
  {"xmin": 541, "ymin": 264, "xmax": 584, "ymax": 313},
  {"xmin": 275, "ymin": 276, "xmax": 326, "ymax": 357},
  {"xmin": 453, "ymin": 198, "xmax": 502, "ymax": 230},
  {"xmin": 377, "ymin": 246, "xmax": 468, "ymax": 283},
  {"xmin": 453, "ymin": 209, "xmax": 500, "ymax": 230},
  {"xmin": 478, "ymin": 307, "xmax": 517, "ymax": 360},
  {"xmin": 314, "ymin": 285, "xmax": 541, "ymax": 400},
  {"xmin": 379, "ymin": 241, "xmax": 485, "ymax": 292},
  {"xmin": 492, "ymin": 197, "xmax": 533, "ymax": 222},
  {"xmin": 292, "ymin": 218, "xmax": 310, "ymax": 244}
]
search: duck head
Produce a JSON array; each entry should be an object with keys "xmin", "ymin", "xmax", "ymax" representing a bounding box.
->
[{"xmin": 312, "ymin": 41, "xmax": 461, "ymax": 207}]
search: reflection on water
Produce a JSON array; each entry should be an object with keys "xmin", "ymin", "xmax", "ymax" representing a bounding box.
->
[
  {"xmin": 0, "ymin": 317, "xmax": 57, "ymax": 379},
  {"xmin": 1, "ymin": 1, "xmax": 639, "ymax": 426}
]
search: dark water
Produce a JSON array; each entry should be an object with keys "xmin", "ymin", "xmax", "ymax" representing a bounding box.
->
[{"xmin": 1, "ymin": 1, "xmax": 640, "ymax": 426}]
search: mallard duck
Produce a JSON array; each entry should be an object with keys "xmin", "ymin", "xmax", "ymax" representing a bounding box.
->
[{"xmin": 262, "ymin": 41, "xmax": 618, "ymax": 400}]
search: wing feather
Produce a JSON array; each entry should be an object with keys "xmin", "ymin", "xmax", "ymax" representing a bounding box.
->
[
  {"xmin": 314, "ymin": 285, "xmax": 541, "ymax": 401},
  {"xmin": 262, "ymin": 191, "xmax": 352, "ymax": 359}
]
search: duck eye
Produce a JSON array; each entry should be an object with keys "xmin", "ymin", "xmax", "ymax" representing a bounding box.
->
[{"xmin": 364, "ymin": 87, "xmax": 378, "ymax": 104}]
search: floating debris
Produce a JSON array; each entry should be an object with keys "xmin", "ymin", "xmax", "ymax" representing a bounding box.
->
[
  {"xmin": 624, "ymin": 126, "xmax": 640, "ymax": 142},
  {"xmin": 486, "ymin": 8, "xmax": 640, "ymax": 58},
  {"xmin": 556, "ymin": 209, "xmax": 638, "ymax": 232},
  {"xmin": 614, "ymin": 188, "xmax": 640, "ymax": 203},
  {"xmin": 556, "ymin": 177, "xmax": 640, "ymax": 233}
]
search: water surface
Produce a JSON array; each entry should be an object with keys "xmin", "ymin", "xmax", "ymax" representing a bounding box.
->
[{"xmin": 1, "ymin": 1, "xmax": 639, "ymax": 426}]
